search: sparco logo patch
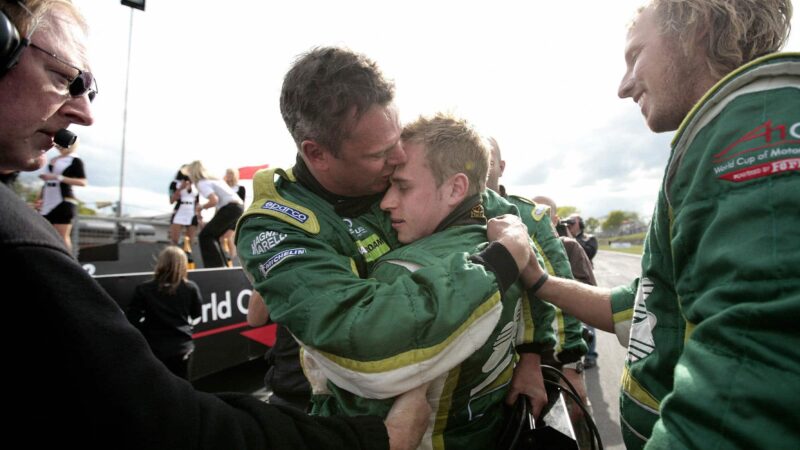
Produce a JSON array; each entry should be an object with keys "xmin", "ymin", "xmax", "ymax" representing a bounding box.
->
[
  {"xmin": 250, "ymin": 231, "xmax": 288, "ymax": 256},
  {"xmin": 259, "ymin": 248, "xmax": 306, "ymax": 277},
  {"xmin": 261, "ymin": 201, "xmax": 309, "ymax": 223}
]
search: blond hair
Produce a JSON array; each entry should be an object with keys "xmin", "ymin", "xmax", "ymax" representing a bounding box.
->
[
  {"xmin": 645, "ymin": 0, "xmax": 792, "ymax": 78},
  {"xmin": 185, "ymin": 160, "xmax": 216, "ymax": 184},
  {"xmin": 401, "ymin": 114, "xmax": 489, "ymax": 197},
  {"xmin": 224, "ymin": 168, "xmax": 239, "ymax": 187},
  {"xmin": 153, "ymin": 246, "xmax": 188, "ymax": 295}
]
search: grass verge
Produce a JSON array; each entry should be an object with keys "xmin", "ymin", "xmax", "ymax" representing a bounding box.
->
[{"xmin": 599, "ymin": 244, "xmax": 643, "ymax": 255}]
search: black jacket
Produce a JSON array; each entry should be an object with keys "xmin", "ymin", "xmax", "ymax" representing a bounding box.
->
[
  {"xmin": 575, "ymin": 232, "xmax": 598, "ymax": 261},
  {"xmin": 127, "ymin": 279, "xmax": 202, "ymax": 358},
  {"xmin": 0, "ymin": 182, "xmax": 388, "ymax": 450}
]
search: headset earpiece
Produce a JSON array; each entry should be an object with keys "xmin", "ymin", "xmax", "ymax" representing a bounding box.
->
[{"xmin": 0, "ymin": 8, "xmax": 23, "ymax": 78}]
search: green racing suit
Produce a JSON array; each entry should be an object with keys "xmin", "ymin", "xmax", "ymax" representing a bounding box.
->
[
  {"xmin": 608, "ymin": 53, "xmax": 800, "ymax": 449},
  {"xmin": 235, "ymin": 167, "xmax": 524, "ymax": 402},
  {"xmin": 309, "ymin": 199, "xmax": 556, "ymax": 450}
]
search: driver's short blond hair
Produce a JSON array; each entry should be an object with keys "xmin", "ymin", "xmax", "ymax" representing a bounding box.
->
[{"xmin": 401, "ymin": 113, "xmax": 489, "ymax": 197}]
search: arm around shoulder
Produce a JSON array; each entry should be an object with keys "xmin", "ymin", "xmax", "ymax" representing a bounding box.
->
[{"xmin": 238, "ymin": 215, "xmax": 509, "ymax": 397}]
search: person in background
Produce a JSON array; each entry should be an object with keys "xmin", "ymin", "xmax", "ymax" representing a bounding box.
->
[
  {"xmin": 533, "ymin": 196, "xmax": 599, "ymax": 370},
  {"xmin": 127, "ymin": 246, "xmax": 202, "ymax": 379},
  {"xmin": 186, "ymin": 160, "xmax": 244, "ymax": 268},
  {"xmin": 168, "ymin": 165, "xmax": 199, "ymax": 267},
  {"xmin": 533, "ymin": 195, "xmax": 598, "ymax": 449},
  {"xmin": 37, "ymin": 138, "xmax": 86, "ymax": 252},
  {"xmin": 520, "ymin": 1, "xmax": 798, "ymax": 448},
  {"xmin": 220, "ymin": 167, "xmax": 245, "ymax": 264},
  {"xmin": 532, "ymin": 197, "xmax": 596, "ymax": 289},
  {"xmin": 225, "ymin": 168, "xmax": 246, "ymax": 201},
  {"xmin": 0, "ymin": 1, "xmax": 429, "ymax": 448},
  {"xmin": 537, "ymin": 199, "xmax": 602, "ymax": 373},
  {"xmin": 565, "ymin": 214, "xmax": 598, "ymax": 262},
  {"xmin": 485, "ymin": 136, "xmax": 588, "ymax": 398},
  {"xmin": 563, "ymin": 213, "xmax": 600, "ymax": 371}
]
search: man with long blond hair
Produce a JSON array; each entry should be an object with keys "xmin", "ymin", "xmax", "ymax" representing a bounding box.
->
[{"xmin": 518, "ymin": 0, "xmax": 799, "ymax": 448}]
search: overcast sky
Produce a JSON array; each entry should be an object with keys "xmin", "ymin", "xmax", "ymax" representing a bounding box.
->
[{"xmin": 28, "ymin": 0, "xmax": 798, "ymax": 220}]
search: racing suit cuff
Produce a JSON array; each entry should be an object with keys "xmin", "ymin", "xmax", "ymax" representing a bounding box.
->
[
  {"xmin": 610, "ymin": 284, "xmax": 636, "ymax": 318},
  {"xmin": 515, "ymin": 342, "xmax": 552, "ymax": 354},
  {"xmin": 610, "ymin": 281, "xmax": 637, "ymax": 347},
  {"xmin": 469, "ymin": 241, "xmax": 519, "ymax": 295}
]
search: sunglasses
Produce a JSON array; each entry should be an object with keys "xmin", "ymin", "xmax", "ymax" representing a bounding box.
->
[{"xmin": 28, "ymin": 42, "xmax": 98, "ymax": 102}]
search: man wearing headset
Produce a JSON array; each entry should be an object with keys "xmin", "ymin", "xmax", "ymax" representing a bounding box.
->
[
  {"xmin": 0, "ymin": 1, "xmax": 428, "ymax": 449},
  {"xmin": 564, "ymin": 214, "xmax": 597, "ymax": 263}
]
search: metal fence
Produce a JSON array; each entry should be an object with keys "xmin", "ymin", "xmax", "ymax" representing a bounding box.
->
[{"xmin": 72, "ymin": 215, "xmax": 170, "ymax": 258}]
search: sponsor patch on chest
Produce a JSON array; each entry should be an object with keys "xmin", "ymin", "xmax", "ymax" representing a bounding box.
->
[
  {"xmin": 342, "ymin": 218, "xmax": 368, "ymax": 238},
  {"xmin": 712, "ymin": 120, "xmax": 800, "ymax": 182},
  {"xmin": 250, "ymin": 231, "xmax": 288, "ymax": 256},
  {"xmin": 261, "ymin": 200, "xmax": 309, "ymax": 223},
  {"xmin": 355, "ymin": 234, "xmax": 390, "ymax": 263}
]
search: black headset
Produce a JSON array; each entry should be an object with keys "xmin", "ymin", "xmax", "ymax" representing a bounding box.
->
[{"xmin": 0, "ymin": 2, "xmax": 29, "ymax": 79}]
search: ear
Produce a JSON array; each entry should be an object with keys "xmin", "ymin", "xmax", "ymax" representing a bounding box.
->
[
  {"xmin": 499, "ymin": 160, "xmax": 506, "ymax": 177},
  {"xmin": 445, "ymin": 173, "xmax": 469, "ymax": 207},
  {"xmin": 300, "ymin": 140, "xmax": 329, "ymax": 172}
]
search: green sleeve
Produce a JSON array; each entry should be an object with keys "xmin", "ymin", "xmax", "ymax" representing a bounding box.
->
[
  {"xmin": 322, "ymin": 256, "xmax": 505, "ymax": 398},
  {"xmin": 647, "ymin": 68, "xmax": 800, "ymax": 449},
  {"xmin": 237, "ymin": 216, "xmax": 504, "ymax": 396},
  {"xmin": 516, "ymin": 287, "xmax": 556, "ymax": 354},
  {"xmin": 482, "ymin": 189, "xmax": 521, "ymax": 217}
]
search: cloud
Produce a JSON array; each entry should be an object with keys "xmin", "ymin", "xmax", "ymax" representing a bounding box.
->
[
  {"xmin": 67, "ymin": 0, "xmax": 800, "ymax": 222},
  {"xmin": 503, "ymin": 110, "xmax": 673, "ymax": 219}
]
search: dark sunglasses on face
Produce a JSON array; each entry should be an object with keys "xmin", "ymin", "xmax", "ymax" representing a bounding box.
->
[{"xmin": 28, "ymin": 42, "xmax": 98, "ymax": 102}]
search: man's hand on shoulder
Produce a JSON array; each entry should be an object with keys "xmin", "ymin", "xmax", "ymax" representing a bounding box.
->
[{"xmin": 487, "ymin": 215, "xmax": 531, "ymax": 271}]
